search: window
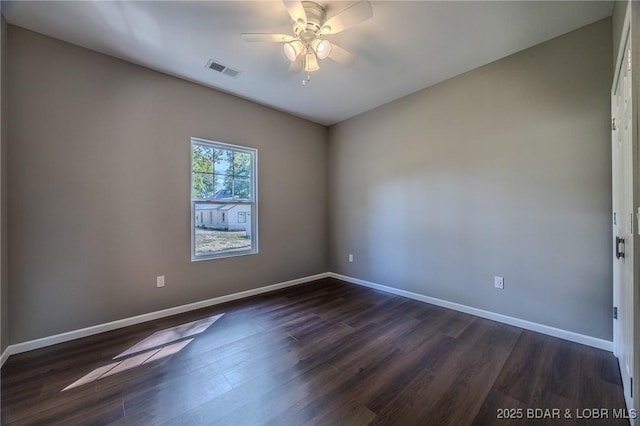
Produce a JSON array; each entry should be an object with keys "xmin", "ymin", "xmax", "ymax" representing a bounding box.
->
[{"xmin": 191, "ymin": 138, "xmax": 257, "ymax": 260}]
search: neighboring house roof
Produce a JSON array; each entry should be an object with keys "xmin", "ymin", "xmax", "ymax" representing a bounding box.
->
[
  {"xmin": 195, "ymin": 203, "xmax": 236, "ymax": 211},
  {"xmin": 195, "ymin": 204, "xmax": 216, "ymax": 210},
  {"xmin": 195, "ymin": 189, "xmax": 234, "ymax": 210},
  {"xmin": 214, "ymin": 189, "xmax": 233, "ymax": 200}
]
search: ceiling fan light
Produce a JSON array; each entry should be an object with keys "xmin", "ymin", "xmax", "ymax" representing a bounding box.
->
[
  {"xmin": 304, "ymin": 52, "xmax": 320, "ymax": 72},
  {"xmin": 283, "ymin": 41, "xmax": 303, "ymax": 62},
  {"xmin": 313, "ymin": 39, "xmax": 331, "ymax": 60},
  {"xmin": 319, "ymin": 25, "xmax": 332, "ymax": 35}
]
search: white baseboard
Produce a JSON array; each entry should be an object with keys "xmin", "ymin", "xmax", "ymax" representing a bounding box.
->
[
  {"xmin": 1, "ymin": 270, "xmax": 614, "ymax": 369},
  {"xmin": 0, "ymin": 272, "xmax": 330, "ymax": 367},
  {"xmin": 329, "ymin": 273, "xmax": 613, "ymax": 352},
  {"xmin": 0, "ymin": 346, "xmax": 9, "ymax": 366}
]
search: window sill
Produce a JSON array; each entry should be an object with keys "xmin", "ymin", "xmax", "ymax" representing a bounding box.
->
[{"xmin": 191, "ymin": 250, "xmax": 259, "ymax": 262}]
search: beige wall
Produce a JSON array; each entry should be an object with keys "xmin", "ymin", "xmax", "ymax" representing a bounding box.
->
[
  {"xmin": 4, "ymin": 17, "xmax": 617, "ymax": 346},
  {"xmin": 7, "ymin": 27, "xmax": 328, "ymax": 343},
  {"xmin": 0, "ymin": 14, "xmax": 7, "ymax": 354},
  {"xmin": 329, "ymin": 19, "xmax": 613, "ymax": 340}
]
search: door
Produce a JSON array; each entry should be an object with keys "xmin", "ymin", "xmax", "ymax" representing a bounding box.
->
[{"xmin": 612, "ymin": 33, "xmax": 634, "ymax": 412}]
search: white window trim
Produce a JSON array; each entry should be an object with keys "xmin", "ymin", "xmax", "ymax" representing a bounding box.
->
[{"xmin": 190, "ymin": 137, "xmax": 258, "ymax": 261}]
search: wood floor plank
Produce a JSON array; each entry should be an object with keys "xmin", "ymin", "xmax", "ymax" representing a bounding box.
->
[
  {"xmin": 325, "ymin": 316, "xmax": 423, "ymax": 374},
  {"xmin": 370, "ymin": 320, "xmax": 520, "ymax": 425},
  {"xmin": 309, "ymin": 398, "xmax": 376, "ymax": 426},
  {"xmin": 490, "ymin": 329, "xmax": 551, "ymax": 404},
  {"xmin": 361, "ymin": 332, "xmax": 457, "ymax": 413},
  {"xmin": 159, "ymin": 352, "xmax": 335, "ymax": 425},
  {"xmin": 344, "ymin": 294, "xmax": 408, "ymax": 329},
  {"xmin": 216, "ymin": 362, "xmax": 350, "ymax": 426},
  {"xmin": 424, "ymin": 323, "xmax": 522, "ymax": 425},
  {"xmin": 472, "ymin": 389, "xmax": 529, "ymax": 426},
  {"xmin": 1, "ymin": 278, "xmax": 626, "ymax": 426},
  {"xmin": 391, "ymin": 308, "xmax": 457, "ymax": 353},
  {"xmin": 6, "ymin": 389, "xmax": 125, "ymax": 425}
]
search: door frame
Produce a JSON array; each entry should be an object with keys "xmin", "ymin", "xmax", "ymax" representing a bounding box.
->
[{"xmin": 612, "ymin": 3, "xmax": 639, "ymax": 421}]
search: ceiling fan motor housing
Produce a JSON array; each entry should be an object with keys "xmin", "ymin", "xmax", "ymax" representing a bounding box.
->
[
  {"xmin": 241, "ymin": 0, "xmax": 367, "ymax": 75},
  {"xmin": 294, "ymin": 1, "xmax": 327, "ymax": 40}
]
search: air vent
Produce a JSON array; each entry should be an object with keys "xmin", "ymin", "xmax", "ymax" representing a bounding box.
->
[
  {"xmin": 206, "ymin": 59, "xmax": 241, "ymax": 78},
  {"xmin": 222, "ymin": 68, "xmax": 240, "ymax": 78}
]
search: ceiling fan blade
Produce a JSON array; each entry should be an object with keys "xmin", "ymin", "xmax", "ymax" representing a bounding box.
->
[
  {"xmin": 289, "ymin": 57, "xmax": 304, "ymax": 74},
  {"xmin": 283, "ymin": 0, "xmax": 307, "ymax": 27},
  {"xmin": 241, "ymin": 33, "xmax": 296, "ymax": 43},
  {"xmin": 321, "ymin": 1, "xmax": 373, "ymax": 35},
  {"xmin": 327, "ymin": 43, "xmax": 357, "ymax": 65}
]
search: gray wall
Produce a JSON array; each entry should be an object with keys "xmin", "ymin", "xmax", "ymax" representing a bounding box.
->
[
  {"xmin": 0, "ymin": 14, "xmax": 7, "ymax": 354},
  {"xmin": 329, "ymin": 19, "xmax": 613, "ymax": 340},
  {"xmin": 4, "ymin": 17, "xmax": 617, "ymax": 346},
  {"xmin": 7, "ymin": 27, "xmax": 328, "ymax": 343}
]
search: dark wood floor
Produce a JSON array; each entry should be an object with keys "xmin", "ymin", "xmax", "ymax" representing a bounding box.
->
[{"xmin": 1, "ymin": 278, "xmax": 628, "ymax": 425}]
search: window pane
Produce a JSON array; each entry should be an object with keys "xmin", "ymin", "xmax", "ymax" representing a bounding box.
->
[
  {"xmin": 234, "ymin": 152, "xmax": 252, "ymax": 177},
  {"xmin": 192, "ymin": 172, "xmax": 214, "ymax": 199},
  {"xmin": 213, "ymin": 175, "xmax": 231, "ymax": 199},
  {"xmin": 192, "ymin": 145, "xmax": 213, "ymax": 173},
  {"xmin": 233, "ymin": 178, "xmax": 252, "ymax": 200},
  {"xmin": 194, "ymin": 203, "xmax": 253, "ymax": 256},
  {"xmin": 191, "ymin": 138, "xmax": 257, "ymax": 261},
  {"xmin": 214, "ymin": 149, "xmax": 233, "ymax": 175}
]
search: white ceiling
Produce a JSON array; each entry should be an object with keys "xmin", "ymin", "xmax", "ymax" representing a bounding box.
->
[{"xmin": 3, "ymin": 1, "xmax": 613, "ymax": 125}]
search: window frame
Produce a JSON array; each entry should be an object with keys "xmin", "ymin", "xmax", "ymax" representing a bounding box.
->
[{"xmin": 190, "ymin": 137, "xmax": 258, "ymax": 261}]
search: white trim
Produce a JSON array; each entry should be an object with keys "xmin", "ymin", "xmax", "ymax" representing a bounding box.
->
[
  {"xmin": 1, "ymin": 270, "xmax": 615, "ymax": 368},
  {"xmin": 190, "ymin": 137, "xmax": 259, "ymax": 262},
  {"xmin": 329, "ymin": 273, "xmax": 613, "ymax": 352},
  {"xmin": 0, "ymin": 272, "xmax": 330, "ymax": 366},
  {"xmin": 0, "ymin": 346, "xmax": 9, "ymax": 367},
  {"xmin": 612, "ymin": 3, "xmax": 632, "ymax": 93}
]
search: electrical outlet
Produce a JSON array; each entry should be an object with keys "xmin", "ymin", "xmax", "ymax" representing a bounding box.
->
[
  {"xmin": 157, "ymin": 276, "xmax": 165, "ymax": 288},
  {"xmin": 494, "ymin": 276, "xmax": 504, "ymax": 289},
  {"xmin": 348, "ymin": 254, "xmax": 354, "ymax": 263}
]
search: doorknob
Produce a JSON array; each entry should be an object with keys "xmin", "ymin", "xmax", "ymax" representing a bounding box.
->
[{"xmin": 616, "ymin": 236, "xmax": 625, "ymax": 259}]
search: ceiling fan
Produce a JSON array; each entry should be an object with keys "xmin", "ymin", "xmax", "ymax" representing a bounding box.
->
[{"xmin": 241, "ymin": 0, "xmax": 373, "ymax": 84}]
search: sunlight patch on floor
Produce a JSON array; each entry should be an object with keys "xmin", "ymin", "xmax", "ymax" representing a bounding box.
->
[
  {"xmin": 62, "ymin": 313, "xmax": 224, "ymax": 392},
  {"xmin": 115, "ymin": 314, "xmax": 224, "ymax": 359}
]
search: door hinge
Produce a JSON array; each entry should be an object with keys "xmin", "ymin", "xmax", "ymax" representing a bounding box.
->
[
  {"xmin": 631, "ymin": 377, "xmax": 633, "ymax": 397},
  {"xmin": 613, "ymin": 306, "xmax": 618, "ymax": 319},
  {"xmin": 612, "ymin": 118, "xmax": 617, "ymax": 131},
  {"xmin": 628, "ymin": 49, "xmax": 632, "ymax": 72},
  {"xmin": 614, "ymin": 212, "xmax": 617, "ymax": 225}
]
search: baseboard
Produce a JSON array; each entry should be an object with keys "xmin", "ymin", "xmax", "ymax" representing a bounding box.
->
[
  {"xmin": 1, "ymin": 270, "xmax": 613, "ymax": 368},
  {"xmin": 0, "ymin": 346, "xmax": 9, "ymax": 367},
  {"xmin": 1, "ymin": 272, "xmax": 330, "ymax": 367},
  {"xmin": 329, "ymin": 273, "xmax": 613, "ymax": 352}
]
